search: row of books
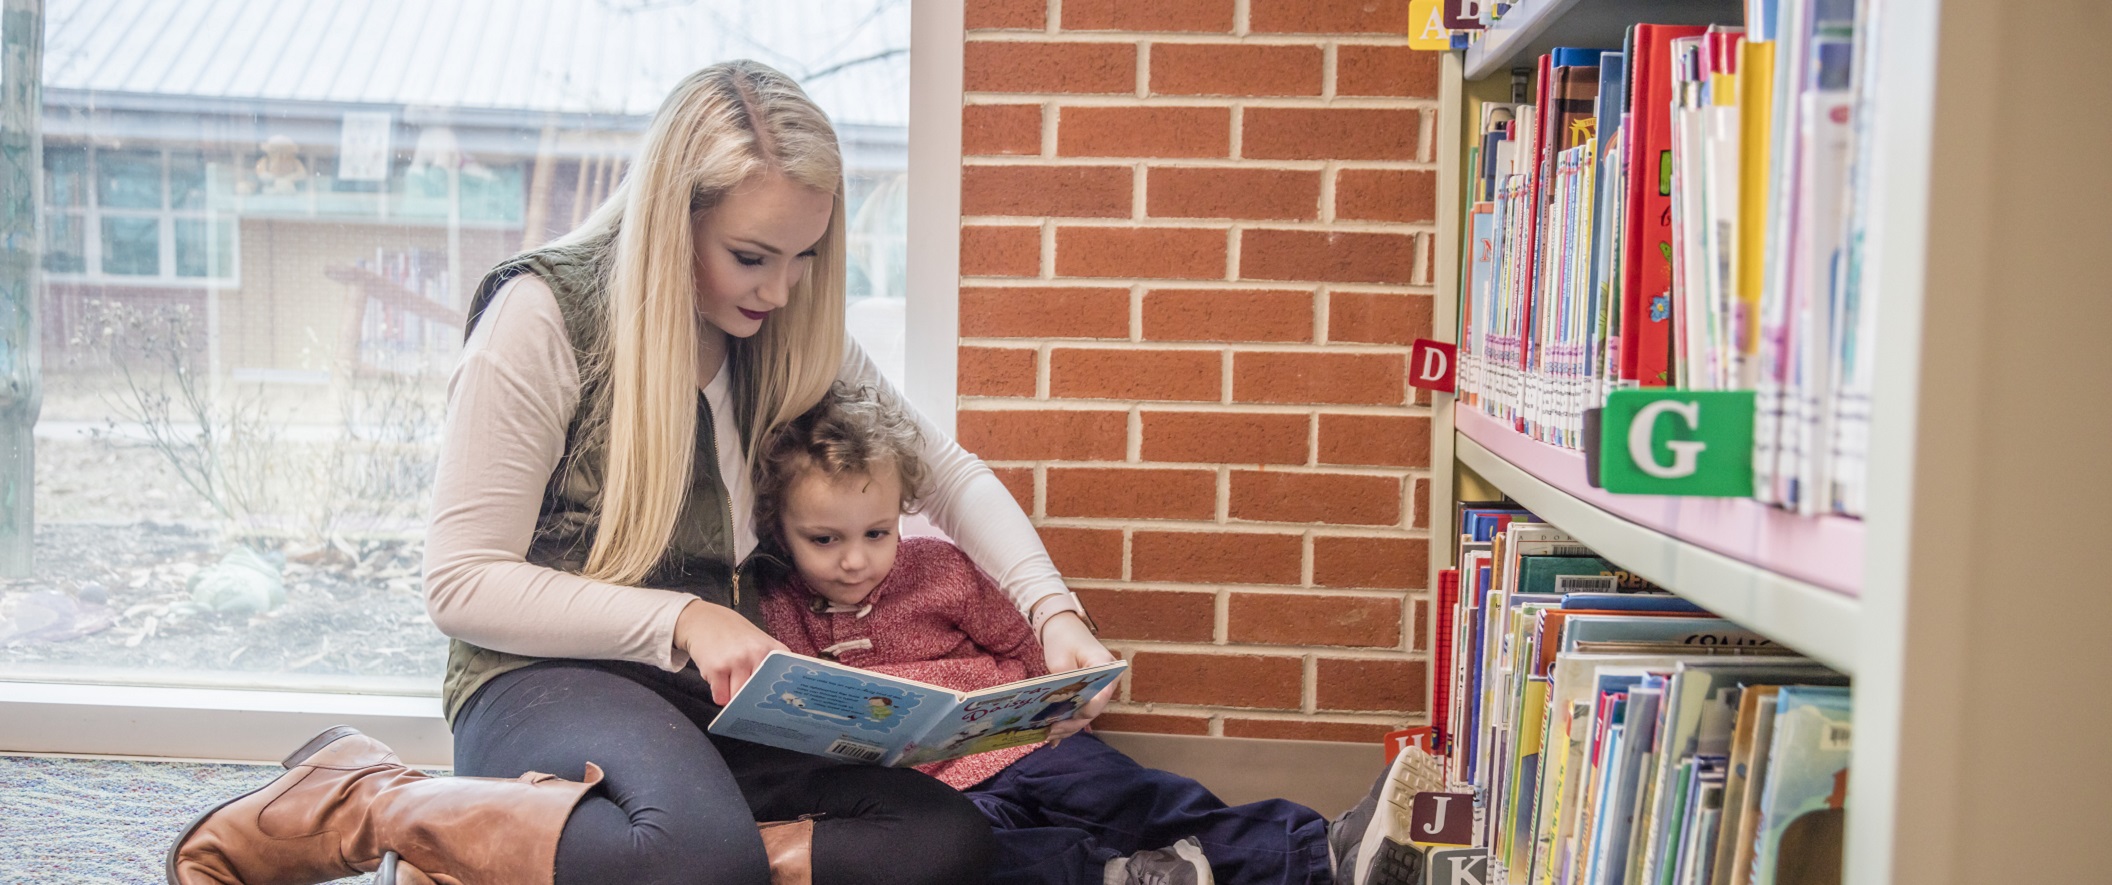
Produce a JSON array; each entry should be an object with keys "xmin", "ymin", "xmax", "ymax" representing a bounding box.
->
[
  {"xmin": 1437, "ymin": 502, "xmax": 1853, "ymax": 885},
  {"xmin": 1454, "ymin": 0, "xmax": 1880, "ymax": 516}
]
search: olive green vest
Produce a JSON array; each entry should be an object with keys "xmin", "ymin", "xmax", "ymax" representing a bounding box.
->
[{"xmin": 439, "ymin": 234, "xmax": 766, "ymax": 724}]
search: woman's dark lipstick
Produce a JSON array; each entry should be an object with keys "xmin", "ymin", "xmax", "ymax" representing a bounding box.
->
[{"xmin": 739, "ymin": 307, "xmax": 772, "ymax": 321}]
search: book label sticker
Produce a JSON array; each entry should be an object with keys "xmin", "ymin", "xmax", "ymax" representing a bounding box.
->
[
  {"xmin": 1598, "ymin": 390, "xmax": 1755, "ymax": 496},
  {"xmin": 1410, "ymin": 791, "xmax": 1477, "ymax": 846},
  {"xmin": 1426, "ymin": 848, "xmax": 1490, "ymax": 885},
  {"xmin": 1410, "ymin": 339, "xmax": 1458, "ymax": 393}
]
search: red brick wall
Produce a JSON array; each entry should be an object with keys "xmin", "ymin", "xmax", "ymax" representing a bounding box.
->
[{"xmin": 956, "ymin": 0, "xmax": 1441, "ymax": 743}]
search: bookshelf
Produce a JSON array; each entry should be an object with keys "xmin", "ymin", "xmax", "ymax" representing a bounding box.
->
[
  {"xmin": 1430, "ymin": 1, "xmax": 2112, "ymax": 882},
  {"xmin": 1462, "ymin": 0, "xmax": 1743, "ymax": 79},
  {"xmin": 1455, "ymin": 416, "xmax": 1861, "ymax": 673}
]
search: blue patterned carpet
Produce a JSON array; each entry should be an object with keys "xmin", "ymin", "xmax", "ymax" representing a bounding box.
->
[{"xmin": 0, "ymin": 755, "xmax": 376, "ymax": 884}]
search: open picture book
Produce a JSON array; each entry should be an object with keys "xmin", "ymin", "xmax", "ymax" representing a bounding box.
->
[{"xmin": 707, "ymin": 650, "xmax": 1129, "ymax": 766}]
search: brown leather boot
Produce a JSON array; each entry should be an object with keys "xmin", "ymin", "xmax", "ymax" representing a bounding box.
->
[
  {"xmin": 756, "ymin": 819, "xmax": 815, "ymax": 885},
  {"xmin": 166, "ymin": 725, "xmax": 600, "ymax": 885}
]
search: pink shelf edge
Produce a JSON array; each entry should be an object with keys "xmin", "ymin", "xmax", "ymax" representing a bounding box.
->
[{"xmin": 1455, "ymin": 408, "xmax": 1863, "ymax": 597}]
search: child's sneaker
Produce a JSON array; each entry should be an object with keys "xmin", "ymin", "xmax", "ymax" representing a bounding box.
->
[
  {"xmin": 1328, "ymin": 769, "xmax": 1387, "ymax": 878},
  {"xmin": 1333, "ymin": 750, "xmax": 1433, "ymax": 885},
  {"xmin": 1104, "ymin": 836, "xmax": 1214, "ymax": 885}
]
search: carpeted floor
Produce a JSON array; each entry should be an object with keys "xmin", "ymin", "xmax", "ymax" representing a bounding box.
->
[{"xmin": 0, "ymin": 755, "xmax": 375, "ymax": 884}]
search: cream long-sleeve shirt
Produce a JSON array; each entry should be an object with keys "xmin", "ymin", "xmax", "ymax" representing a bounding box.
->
[{"xmin": 422, "ymin": 274, "xmax": 1083, "ymax": 673}]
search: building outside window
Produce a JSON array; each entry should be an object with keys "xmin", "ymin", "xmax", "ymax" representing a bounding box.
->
[{"xmin": 4, "ymin": 0, "xmax": 913, "ymax": 695}]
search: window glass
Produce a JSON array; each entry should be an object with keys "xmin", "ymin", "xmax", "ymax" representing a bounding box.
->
[
  {"xmin": 44, "ymin": 146, "xmax": 87, "ymax": 209},
  {"xmin": 169, "ymin": 153, "xmax": 211, "ymax": 211},
  {"xmin": 99, "ymin": 216, "xmax": 160, "ymax": 275},
  {"xmin": 97, "ymin": 150, "xmax": 164, "ymax": 210},
  {"xmin": 173, "ymin": 219, "xmax": 235, "ymax": 278},
  {"xmin": 42, "ymin": 214, "xmax": 86, "ymax": 274},
  {"xmin": 13, "ymin": 0, "xmax": 912, "ymax": 694}
]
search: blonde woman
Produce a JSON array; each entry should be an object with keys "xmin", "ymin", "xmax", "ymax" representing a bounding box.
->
[{"xmin": 167, "ymin": 61, "xmax": 1113, "ymax": 885}]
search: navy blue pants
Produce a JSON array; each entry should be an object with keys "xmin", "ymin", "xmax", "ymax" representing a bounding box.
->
[{"xmin": 966, "ymin": 733, "xmax": 1332, "ymax": 885}]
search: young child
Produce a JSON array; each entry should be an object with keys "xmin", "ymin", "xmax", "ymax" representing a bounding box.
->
[{"xmin": 754, "ymin": 383, "xmax": 1333, "ymax": 885}]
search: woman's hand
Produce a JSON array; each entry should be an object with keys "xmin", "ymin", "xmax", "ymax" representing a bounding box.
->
[
  {"xmin": 675, "ymin": 599, "xmax": 789, "ymax": 705},
  {"xmin": 1040, "ymin": 611, "xmax": 1115, "ymax": 740}
]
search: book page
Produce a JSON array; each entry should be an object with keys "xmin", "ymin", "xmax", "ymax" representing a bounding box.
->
[
  {"xmin": 708, "ymin": 651, "xmax": 957, "ymax": 764},
  {"xmin": 894, "ymin": 662, "xmax": 1127, "ymax": 766}
]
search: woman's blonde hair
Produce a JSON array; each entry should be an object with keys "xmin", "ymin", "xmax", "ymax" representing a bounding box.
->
[
  {"xmin": 753, "ymin": 382, "xmax": 931, "ymax": 557},
  {"xmin": 551, "ymin": 60, "xmax": 847, "ymax": 586}
]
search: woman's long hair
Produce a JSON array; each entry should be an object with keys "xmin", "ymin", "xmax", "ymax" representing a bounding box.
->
[{"xmin": 551, "ymin": 60, "xmax": 847, "ymax": 586}]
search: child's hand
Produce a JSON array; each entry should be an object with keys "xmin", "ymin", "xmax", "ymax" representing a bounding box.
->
[
  {"xmin": 674, "ymin": 599, "xmax": 789, "ymax": 705},
  {"xmin": 1041, "ymin": 612, "xmax": 1115, "ymax": 738}
]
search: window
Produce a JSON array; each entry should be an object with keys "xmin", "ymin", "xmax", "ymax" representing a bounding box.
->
[
  {"xmin": 42, "ymin": 146, "xmax": 238, "ymax": 282},
  {"xmin": 7, "ymin": 0, "xmax": 920, "ymax": 708}
]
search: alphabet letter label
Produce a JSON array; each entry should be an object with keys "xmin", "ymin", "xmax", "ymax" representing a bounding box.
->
[
  {"xmin": 1409, "ymin": 339, "xmax": 1457, "ymax": 393},
  {"xmin": 1409, "ymin": 791, "xmax": 1476, "ymax": 846},
  {"xmin": 1598, "ymin": 390, "xmax": 1754, "ymax": 496}
]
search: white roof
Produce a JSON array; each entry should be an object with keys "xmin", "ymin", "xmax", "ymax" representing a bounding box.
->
[{"xmin": 43, "ymin": 0, "xmax": 911, "ymax": 128}]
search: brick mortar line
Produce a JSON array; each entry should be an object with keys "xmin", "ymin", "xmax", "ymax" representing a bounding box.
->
[
  {"xmin": 1302, "ymin": 656, "xmax": 1319, "ymax": 715},
  {"xmin": 970, "ymin": 402, "xmax": 1429, "ymax": 415},
  {"xmin": 958, "ymin": 399, "xmax": 1437, "ymax": 417},
  {"xmin": 965, "ymin": 157, "xmax": 1440, "ymax": 172},
  {"xmin": 1116, "ymin": 641, "xmax": 1432, "ymax": 661},
  {"xmin": 1050, "ymin": 516, "xmax": 1417, "ymax": 532},
  {"xmin": 965, "ymin": 31, "xmax": 1417, "ymax": 46},
  {"xmin": 1068, "ymin": 581, "xmax": 1416, "ymax": 600},
  {"xmin": 1212, "ymin": 589, "xmax": 1229, "ymax": 643},
  {"xmin": 960, "ymin": 279, "xmax": 1438, "ymax": 293},
  {"xmin": 959, "ymin": 339, "xmax": 1421, "ymax": 353},
  {"xmin": 956, "ymin": 277, "xmax": 1440, "ymax": 294},
  {"xmin": 1075, "ymin": 584, "xmax": 1430, "ymax": 598},
  {"xmin": 963, "ymin": 215, "xmax": 1440, "ymax": 235},
  {"xmin": 964, "ymin": 93, "xmax": 1440, "ymax": 110},
  {"xmin": 962, "ymin": 282, "xmax": 1443, "ymax": 296},
  {"xmin": 1034, "ymin": 462, "xmax": 1424, "ymax": 479},
  {"xmin": 1027, "ymin": 516, "xmax": 1437, "ymax": 539},
  {"xmin": 1097, "ymin": 706, "xmax": 1412, "ymax": 726}
]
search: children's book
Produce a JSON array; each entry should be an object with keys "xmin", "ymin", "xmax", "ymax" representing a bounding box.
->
[
  {"xmin": 708, "ymin": 651, "xmax": 1128, "ymax": 766},
  {"xmin": 1750, "ymin": 686, "xmax": 1851, "ymax": 885}
]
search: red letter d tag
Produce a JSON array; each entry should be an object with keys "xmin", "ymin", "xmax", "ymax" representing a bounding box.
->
[{"xmin": 1409, "ymin": 339, "xmax": 1457, "ymax": 393}]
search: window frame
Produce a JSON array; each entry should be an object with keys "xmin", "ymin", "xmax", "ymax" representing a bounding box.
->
[
  {"xmin": 0, "ymin": 2, "xmax": 965, "ymax": 765},
  {"xmin": 41, "ymin": 144, "xmax": 243, "ymax": 287}
]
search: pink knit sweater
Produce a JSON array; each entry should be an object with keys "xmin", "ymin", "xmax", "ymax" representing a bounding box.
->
[{"xmin": 759, "ymin": 537, "xmax": 1052, "ymax": 789}]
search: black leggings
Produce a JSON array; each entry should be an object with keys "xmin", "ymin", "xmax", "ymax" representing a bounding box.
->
[{"xmin": 453, "ymin": 659, "xmax": 996, "ymax": 885}]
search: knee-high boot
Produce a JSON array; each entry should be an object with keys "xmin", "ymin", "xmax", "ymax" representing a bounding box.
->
[{"xmin": 167, "ymin": 725, "xmax": 600, "ymax": 885}]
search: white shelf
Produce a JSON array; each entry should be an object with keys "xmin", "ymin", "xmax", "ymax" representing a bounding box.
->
[
  {"xmin": 1461, "ymin": 0, "xmax": 1745, "ymax": 80},
  {"xmin": 1457, "ymin": 433, "xmax": 1861, "ymax": 674}
]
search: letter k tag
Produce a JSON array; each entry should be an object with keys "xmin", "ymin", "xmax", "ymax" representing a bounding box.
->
[{"xmin": 1427, "ymin": 848, "xmax": 1490, "ymax": 885}]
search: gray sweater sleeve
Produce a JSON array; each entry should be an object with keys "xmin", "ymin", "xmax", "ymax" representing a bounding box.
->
[{"xmin": 420, "ymin": 275, "xmax": 696, "ymax": 672}]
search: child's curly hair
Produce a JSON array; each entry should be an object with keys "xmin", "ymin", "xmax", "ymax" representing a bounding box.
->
[{"xmin": 754, "ymin": 382, "xmax": 929, "ymax": 555}]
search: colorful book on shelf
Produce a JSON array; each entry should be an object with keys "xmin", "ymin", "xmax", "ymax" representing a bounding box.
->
[
  {"xmin": 1620, "ymin": 23, "xmax": 1712, "ymax": 387},
  {"xmin": 1713, "ymin": 684, "xmax": 1779, "ymax": 884},
  {"xmin": 1634, "ymin": 661, "xmax": 1845, "ymax": 885},
  {"xmin": 1724, "ymin": 684, "xmax": 1787, "ymax": 884},
  {"xmin": 1559, "ymin": 592, "xmax": 1704, "ymax": 613},
  {"xmin": 1518, "ymin": 555, "xmax": 1630, "ymax": 594},
  {"xmin": 1435, "ymin": 567, "xmax": 1460, "ymax": 752},
  {"xmin": 1750, "ymin": 686, "xmax": 1852, "ymax": 885}
]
